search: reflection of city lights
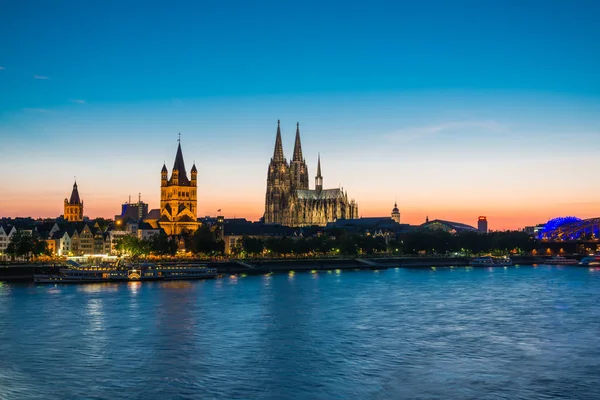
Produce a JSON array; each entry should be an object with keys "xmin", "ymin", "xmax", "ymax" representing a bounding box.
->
[{"xmin": 128, "ymin": 281, "xmax": 141, "ymax": 294}]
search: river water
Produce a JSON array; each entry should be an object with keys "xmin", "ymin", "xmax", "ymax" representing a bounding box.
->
[{"xmin": 1, "ymin": 266, "xmax": 599, "ymax": 399}]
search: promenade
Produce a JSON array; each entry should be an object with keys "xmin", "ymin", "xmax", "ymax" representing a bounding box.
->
[{"xmin": 0, "ymin": 255, "xmax": 553, "ymax": 282}]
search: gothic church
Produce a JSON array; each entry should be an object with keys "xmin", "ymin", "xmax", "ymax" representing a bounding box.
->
[{"xmin": 264, "ymin": 121, "xmax": 359, "ymax": 227}]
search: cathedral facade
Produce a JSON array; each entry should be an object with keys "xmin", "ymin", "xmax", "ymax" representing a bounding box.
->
[
  {"xmin": 64, "ymin": 180, "xmax": 83, "ymax": 222},
  {"xmin": 158, "ymin": 140, "xmax": 200, "ymax": 235},
  {"xmin": 264, "ymin": 121, "xmax": 359, "ymax": 227}
]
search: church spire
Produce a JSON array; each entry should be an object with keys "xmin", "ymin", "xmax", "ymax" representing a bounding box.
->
[
  {"xmin": 171, "ymin": 137, "xmax": 190, "ymax": 185},
  {"xmin": 293, "ymin": 122, "xmax": 303, "ymax": 161},
  {"xmin": 272, "ymin": 119, "xmax": 285, "ymax": 162},
  {"xmin": 69, "ymin": 179, "xmax": 81, "ymax": 204},
  {"xmin": 316, "ymin": 153, "xmax": 322, "ymax": 177},
  {"xmin": 315, "ymin": 153, "xmax": 323, "ymax": 192}
]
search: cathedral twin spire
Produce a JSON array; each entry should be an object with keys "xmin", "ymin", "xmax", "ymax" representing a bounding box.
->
[
  {"xmin": 272, "ymin": 120, "xmax": 320, "ymax": 189},
  {"xmin": 272, "ymin": 120, "xmax": 286, "ymax": 163},
  {"xmin": 293, "ymin": 122, "xmax": 303, "ymax": 162}
]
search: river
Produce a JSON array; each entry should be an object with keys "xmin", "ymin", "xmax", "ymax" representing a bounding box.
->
[{"xmin": 1, "ymin": 265, "xmax": 599, "ymax": 399}]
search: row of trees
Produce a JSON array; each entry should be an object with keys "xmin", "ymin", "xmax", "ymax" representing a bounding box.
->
[
  {"xmin": 113, "ymin": 229, "xmax": 536, "ymax": 259},
  {"xmin": 115, "ymin": 226, "xmax": 225, "ymax": 258},
  {"xmin": 232, "ymin": 230, "xmax": 536, "ymax": 258},
  {"xmin": 3, "ymin": 231, "xmax": 49, "ymax": 261},
  {"xmin": 115, "ymin": 232, "xmax": 178, "ymax": 257}
]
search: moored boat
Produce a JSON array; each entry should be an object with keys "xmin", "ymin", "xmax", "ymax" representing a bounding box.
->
[
  {"xmin": 469, "ymin": 256, "xmax": 513, "ymax": 267},
  {"xmin": 545, "ymin": 255, "xmax": 578, "ymax": 265},
  {"xmin": 34, "ymin": 263, "xmax": 217, "ymax": 284},
  {"xmin": 579, "ymin": 256, "xmax": 600, "ymax": 267}
]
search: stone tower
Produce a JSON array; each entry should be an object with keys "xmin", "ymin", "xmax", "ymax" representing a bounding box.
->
[
  {"xmin": 315, "ymin": 153, "xmax": 323, "ymax": 193},
  {"xmin": 159, "ymin": 138, "xmax": 199, "ymax": 235},
  {"xmin": 290, "ymin": 122, "xmax": 309, "ymax": 190},
  {"xmin": 64, "ymin": 180, "xmax": 83, "ymax": 222},
  {"xmin": 264, "ymin": 120, "xmax": 291, "ymax": 225},
  {"xmin": 391, "ymin": 201, "xmax": 400, "ymax": 223}
]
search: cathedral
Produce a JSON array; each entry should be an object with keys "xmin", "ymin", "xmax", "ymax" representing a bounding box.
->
[
  {"xmin": 264, "ymin": 121, "xmax": 359, "ymax": 227},
  {"xmin": 158, "ymin": 139, "xmax": 200, "ymax": 235},
  {"xmin": 64, "ymin": 180, "xmax": 83, "ymax": 222}
]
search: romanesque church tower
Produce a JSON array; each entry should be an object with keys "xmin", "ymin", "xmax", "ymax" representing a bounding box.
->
[
  {"xmin": 159, "ymin": 139, "xmax": 199, "ymax": 235},
  {"xmin": 264, "ymin": 120, "xmax": 292, "ymax": 225},
  {"xmin": 64, "ymin": 180, "xmax": 83, "ymax": 222}
]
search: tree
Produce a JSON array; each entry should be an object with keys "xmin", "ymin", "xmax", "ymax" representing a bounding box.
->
[
  {"xmin": 116, "ymin": 235, "xmax": 147, "ymax": 257},
  {"xmin": 264, "ymin": 237, "xmax": 294, "ymax": 257},
  {"xmin": 4, "ymin": 231, "xmax": 47, "ymax": 261},
  {"xmin": 241, "ymin": 237, "xmax": 264, "ymax": 257},
  {"xmin": 189, "ymin": 225, "xmax": 224, "ymax": 256},
  {"xmin": 148, "ymin": 232, "xmax": 178, "ymax": 256}
]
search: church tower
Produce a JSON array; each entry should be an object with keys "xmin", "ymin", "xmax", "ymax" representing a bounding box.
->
[
  {"xmin": 391, "ymin": 201, "xmax": 401, "ymax": 223},
  {"xmin": 64, "ymin": 180, "xmax": 83, "ymax": 222},
  {"xmin": 159, "ymin": 137, "xmax": 199, "ymax": 235},
  {"xmin": 315, "ymin": 154, "xmax": 323, "ymax": 193},
  {"xmin": 290, "ymin": 122, "xmax": 309, "ymax": 190},
  {"xmin": 264, "ymin": 120, "xmax": 292, "ymax": 225}
]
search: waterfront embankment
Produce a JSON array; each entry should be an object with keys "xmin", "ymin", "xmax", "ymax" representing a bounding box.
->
[{"xmin": 0, "ymin": 255, "xmax": 553, "ymax": 282}]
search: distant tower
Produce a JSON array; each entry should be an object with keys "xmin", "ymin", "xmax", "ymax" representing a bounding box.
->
[
  {"xmin": 478, "ymin": 216, "xmax": 488, "ymax": 233},
  {"xmin": 391, "ymin": 201, "xmax": 400, "ymax": 223},
  {"xmin": 264, "ymin": 120, "xmax": 292, "ymax": 225},
  {"xmin": 159, "ymin": 136, "xmax": 199, "ymax": 235},
  {"xmin": 426, "ymin": 215, "xmax": 429, "ymax": 223},
  {"xmin": 64, "ymin": 180, "xmax": 84, "ymax": 222},
  {"xmin": 315, "ymin": 153, "xmax": 323, "ymax": 193},
  {"xmin": 290, "ymin": 122, "xmax": 309, "ymax": 190}
]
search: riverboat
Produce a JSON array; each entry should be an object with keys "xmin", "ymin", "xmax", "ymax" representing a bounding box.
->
[
  {"xmin": 579, "ymin": 256, "xmax": 600, "ymax": 267},
  {"xmin": 545, "ymin": 255, "xmax": 578, "ymax": 265},
  {"xmin": 33, "ymin": 263, "xmax": 217, "ymax": 284},
  {"xmin": 469, "ymin": 256, "xmax": 513, "ymax": 267}
]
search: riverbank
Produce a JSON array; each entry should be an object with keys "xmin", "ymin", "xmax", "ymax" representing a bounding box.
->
[{"xmin": 0, "ymin": 255, "xmax": 555, "ymax": 282}]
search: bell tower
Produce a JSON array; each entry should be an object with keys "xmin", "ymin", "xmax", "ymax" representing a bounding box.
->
[
  {"xmin": 64, "ymin": 180, "xmax": 83, "ymax": 222},
  {"xmin": 391, "ymin": 201, "xmax": 400, "ymax": 223},
  {"xmin": 264, "ymin": 120, "xmax": 291, "ymax": 225}
]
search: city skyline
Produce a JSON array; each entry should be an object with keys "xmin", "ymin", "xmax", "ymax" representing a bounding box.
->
[{"xmin": 1, "ymin": 1, "xmax": 599, "ymax": 229}]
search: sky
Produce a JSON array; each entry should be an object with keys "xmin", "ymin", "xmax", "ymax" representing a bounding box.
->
[{"xmin": 1, "ymin": 0, "xmax": 599, "ymax": 230}]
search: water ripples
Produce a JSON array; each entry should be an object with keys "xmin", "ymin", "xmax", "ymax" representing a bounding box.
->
[{"xmin": 1, "ymin": 266, "xmax": 599, "ymax": 399}]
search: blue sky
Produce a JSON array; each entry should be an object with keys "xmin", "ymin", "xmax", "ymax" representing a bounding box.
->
[{"xmin": 1, "ymin": 0, "xmax": 599, "ymax": 228}]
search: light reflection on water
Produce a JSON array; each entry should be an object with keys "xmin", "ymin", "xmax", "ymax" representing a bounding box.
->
[{"xmin": 0, "ymin": 265, "xmax": 599, "ymax": 399}]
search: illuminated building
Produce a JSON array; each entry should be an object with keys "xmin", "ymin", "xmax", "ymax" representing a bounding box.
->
[
  {"xmin": 64, "ymin": 180, "xmax": 83, "ymax": 222},
  {"xmin": 159, "ymin": 139, "xmax": 200, "ymax": 235},
  {"xmin": 115, "ymin": 194, "xmax": 149, "ymax": 224},
  {"xmin": 421, "ymin": 219, "xmax": 478, "ymax": 234},
  {"xmin": 264, "ymin": 121, "xmax": 359, "ymax": 226},
  {"xmin": 478, "ymin": 216, "xmax": 488, "ymax": 233},
  {"xmin": 391, "ymin": 202, "xmax": 401, "ymax": 223}
]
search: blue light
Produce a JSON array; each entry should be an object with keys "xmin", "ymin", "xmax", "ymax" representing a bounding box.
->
[{"xmin": 539, "ymin": 216, "xmax": 582, "ymax": 239}]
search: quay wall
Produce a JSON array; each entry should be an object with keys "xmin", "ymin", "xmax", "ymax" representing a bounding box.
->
[{"xmin": 0, "ymin": 256, "xmax": 550, "ymax": 282}]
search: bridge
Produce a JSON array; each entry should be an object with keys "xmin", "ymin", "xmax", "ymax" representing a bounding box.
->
[{"xmin": 541, "ymin": 217, "xmax": 600, "ymax": 241}]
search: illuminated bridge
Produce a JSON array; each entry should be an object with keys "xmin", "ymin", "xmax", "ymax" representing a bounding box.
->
[{"xmin": 540, "ymin": 217, "xmax": 600, "ymax": 241}]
